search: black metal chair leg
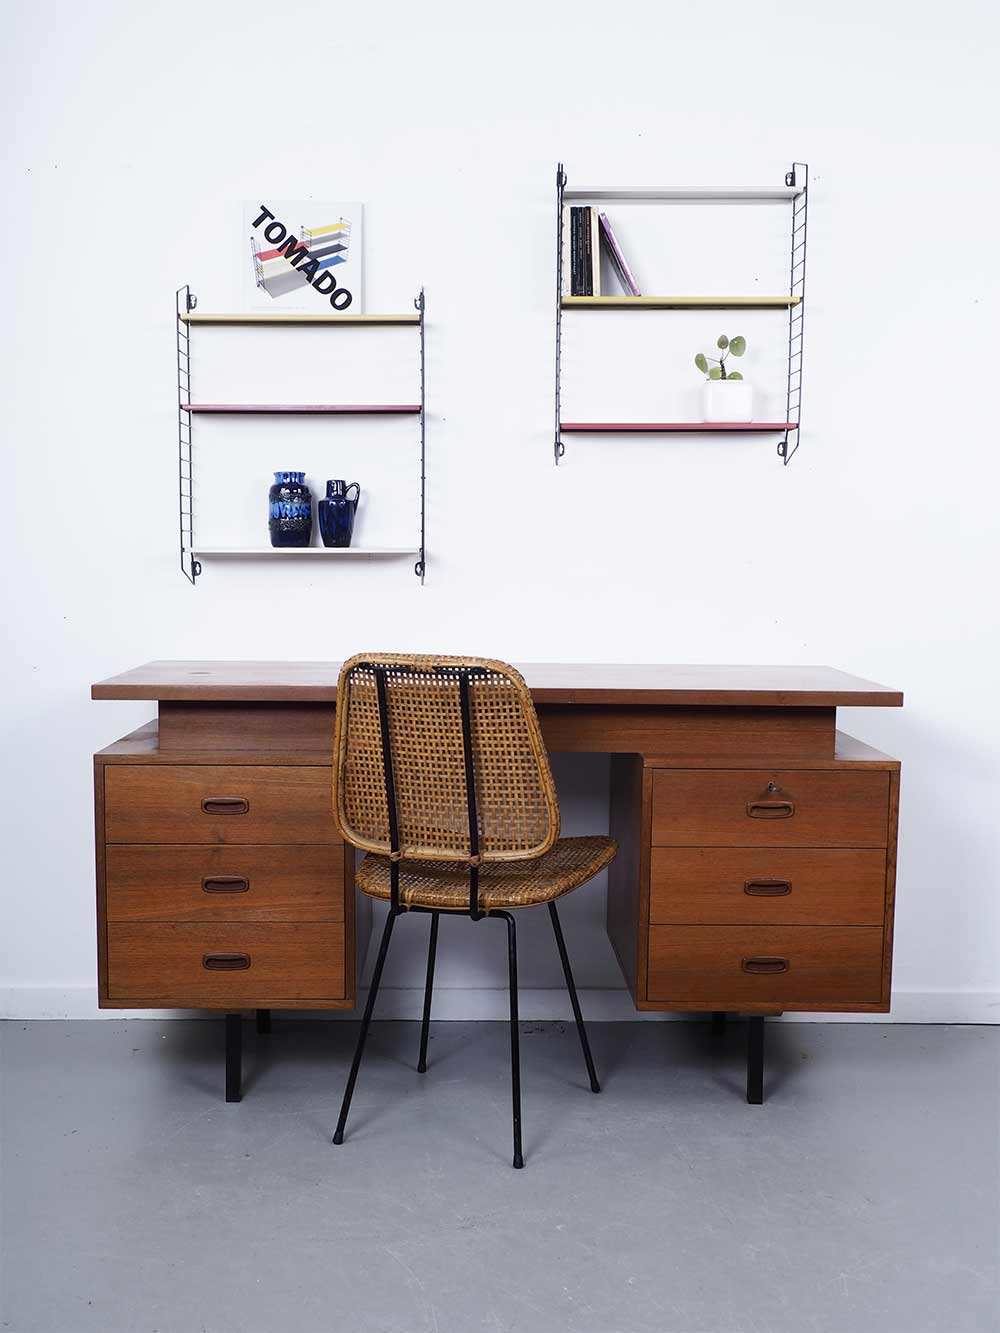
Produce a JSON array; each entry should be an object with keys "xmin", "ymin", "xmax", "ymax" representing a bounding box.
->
[
  {"xmin": 492, "ymin": 911, "xmax": 523, "ymax": 1169},
  {"xmin": 711, "ymin": 1011, "xmax": 726, "ymax": 1036},
  {"xmin": 417, "ymin": 912, "xmax": 439, "ymax": 1073},
  {"xmin": 225, "ymin": 1013, "xmax": 242, "ymax": 1103},
  {"xmin": 747, "ymin": 1016, "xmax": 764, "ymax": 1104},
  {"xmin": 548, "ymin": 901, "xmax": 600, "ymax": 1093},
  {"xmin": 333, "ymin": 908, "xmax": 399, "ymax": 1144},
  {"xmin": 256, "ymin": 1008, "xmax": 271, "ymax": 1035}
]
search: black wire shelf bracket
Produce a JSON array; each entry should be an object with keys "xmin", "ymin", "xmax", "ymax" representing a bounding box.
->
[
  {"xmin": 779, "ymin": 162, "xmax": 808, "ymax": 466},
  {"xmin": 554, "ymin": 163, "xmax": 567, "ymax": 464},
  {"xmin": 554, "ymin": 161, "xmax": 809, "ymax": 466},
  {"xmin": 175, "ymin": 283, "xmax": 427, "ymax": 583},
  {"xmin": 176, "ymin": 284, "xmax": 200, "ymax": 582},
  {"xmin": 415, "ymin": 287, "xmax": 426, "ymax": 582}
]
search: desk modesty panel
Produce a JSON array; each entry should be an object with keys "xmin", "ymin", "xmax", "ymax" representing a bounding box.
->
[{"xmin": 92, "ymin": 662, "xmax": 901, "ymax": 1019}]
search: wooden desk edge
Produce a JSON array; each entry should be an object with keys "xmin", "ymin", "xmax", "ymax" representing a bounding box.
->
[{"xmin": 91, "ymin": 661, "xmax": 904, "ymax": 709}]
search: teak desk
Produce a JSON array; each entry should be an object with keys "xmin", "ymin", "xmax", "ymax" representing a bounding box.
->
[{"xmin": 92, "ymin": 662, "xmax": 902, "ymax": 1103}]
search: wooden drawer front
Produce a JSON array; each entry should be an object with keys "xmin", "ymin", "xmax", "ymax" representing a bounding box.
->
[
  {"xmin": 647, "ymin": 925, "xmax": 884, "ymax": 1007},
  {"xmin": 105, "ymin": 766, "xmax": 338, "ymax": 845},
  {"xmin": 651, "ymin": 770, "xmax": 890, "ymax": 848},
  {"xmin": 107, "ymin": 923, "xmax": 345, "ymax": 1004},
  {"xmin": 649, "ymin": 848, "xmax": 886, "ymax": 926},
  {"xmin": 105, "ymin": 846, "xmax": 344, "ymax": 923}
]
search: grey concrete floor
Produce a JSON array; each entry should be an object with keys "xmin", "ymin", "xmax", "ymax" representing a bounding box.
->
[{"xmin": 1, "ymin": 1020, "xmax": 997, "ymax": 1333}]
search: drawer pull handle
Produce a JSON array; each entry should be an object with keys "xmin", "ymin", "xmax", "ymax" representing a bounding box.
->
[
  {"xmin": 747, "ymin": 784, "xmax": 795, "ymax": 819},
  {"xmin": 202, "ymin": 953, "xmax": 251, "ymax": 971},
  {"xmin": 201, "ymin": 797, "xmax": 250, "ymax": 816},
  {"xmin": 202, "ymin": 876, "xmax": 250, "ymax": 894},
  {"xmin": 741, "ymin": 956, "xmax": 789, "ymax": 975},
  {"xmin": 744, "ymin": 879, "xmax": 792, "ymax": 897}
]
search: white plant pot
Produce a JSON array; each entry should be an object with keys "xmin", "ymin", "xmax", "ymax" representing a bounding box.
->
[{"xmin": 702, "ymin": 380, "xmax": 753, "ymax": 423}]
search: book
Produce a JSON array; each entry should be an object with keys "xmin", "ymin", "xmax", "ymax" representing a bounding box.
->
[
  {"xmin": 598, "ymin": 211, "xmax": 640, "ymax": 296},
  {"xmin": 570, "ymin": 206, "xmax": 584, "ymax": 295},
  {"xmin": 242, "ymin": 200, "xmax": 364, "ymax": 312},
  {"xmin": 589, "ymin": 206, "xmax": 601, "ymax": 296},
  {"xmin": 581, "ymin": 208, "xmax": 592, "ymax": 296}
]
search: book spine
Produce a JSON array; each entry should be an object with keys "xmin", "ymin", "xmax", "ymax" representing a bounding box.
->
[
  {"xmin": 582, "ymin": 208, "xmax": 593, "ymax": 296},
  {"xmin": 561, "ymin": 206, "xmax": 571, "ymax": 296},
  {"xmin": 598, "ymin": 212, "xmax": 641, "ymax": 296},
  {"xmin": 591, "ymin": 206, "xmax": 601, "ymax": 296},
  {"xmin": 571, "ymin": 207, "xmax": 582, "ymax": 296}
]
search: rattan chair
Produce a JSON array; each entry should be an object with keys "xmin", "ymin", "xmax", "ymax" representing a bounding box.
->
[{"xmin": 330, "ymin": 653, "xmax": 618, "ymax": 1168}]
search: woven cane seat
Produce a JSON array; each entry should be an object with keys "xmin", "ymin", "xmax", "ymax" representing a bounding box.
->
[{"xmin": 356, "ymin": 835, "xmax": 618, "ymax": 912}]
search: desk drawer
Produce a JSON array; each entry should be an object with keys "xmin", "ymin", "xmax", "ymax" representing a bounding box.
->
[
  {"xmin": 104, "ymin": 766, "xmax": 338, "ymax": 845},
  {"xmin": 647, "ymin": 925, "xmax": 884, "ymax": 1008},
  {"xmin": 106, "ymin": 922, "xmax": 345, "ymax": 1004},
  {"xmin": 105, "ymin": 845, "xmax": 344, "ymax": 923},
  {"xmin": 649, "ymin": 848, "xmax": 886, "ymax": 926},
  {"xmin": 651, "ymin": 770, "xmax": 889, "ymax": 848}
]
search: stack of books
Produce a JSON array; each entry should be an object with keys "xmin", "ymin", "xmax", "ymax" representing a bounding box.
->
[{"xmin": 562, "ymin": 207, "xmax": 640, "ymax": 297}]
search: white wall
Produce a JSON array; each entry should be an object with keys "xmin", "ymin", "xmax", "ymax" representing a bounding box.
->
[{"xmin": 3, "ymin": 0, "xmax": 998, "ymax": 1022}]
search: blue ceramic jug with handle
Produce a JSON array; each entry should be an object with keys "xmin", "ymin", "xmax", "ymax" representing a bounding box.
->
[{"xmin": 318, "ymin": 480, "xmax": 360, "ymax": 548}]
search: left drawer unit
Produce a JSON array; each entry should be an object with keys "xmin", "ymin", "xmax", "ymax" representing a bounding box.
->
[{"xmin": 95, "ymin": 742, "xmax": 363, "ymax": 1011}]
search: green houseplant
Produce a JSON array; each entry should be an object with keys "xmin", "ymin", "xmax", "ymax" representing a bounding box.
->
[{"xmin": 695, "ymin": 333, "xmax": 753, "ymax": 423}]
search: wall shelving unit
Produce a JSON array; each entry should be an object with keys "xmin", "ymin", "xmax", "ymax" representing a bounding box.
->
[
  {"xmin": 176, "ymin": 285, "xmax": 427, "ymax": 584},
  {"xmin": 554, "ymin": 162, "xmax": 809, "ymax": 465}
]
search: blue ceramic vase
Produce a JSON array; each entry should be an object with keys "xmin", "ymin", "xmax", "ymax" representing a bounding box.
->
[
  {"xmin": 268, "ymin": 472, "xmax": 313, "ymax": 547},
  {"xmin": 318, "ymin": 480, "xmax": 360, "ymax": 548}
]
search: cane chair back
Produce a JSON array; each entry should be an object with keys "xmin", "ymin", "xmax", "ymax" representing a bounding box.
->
[{"xmin": 332, "ymin": 653, "xmax": 560, "ymax": 863}]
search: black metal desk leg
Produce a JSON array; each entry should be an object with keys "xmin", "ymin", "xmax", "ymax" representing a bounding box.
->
[
  {"xmin": 417, "ymin": 912, "xmax": 439, "ymax": 1073},
  {"xmin": 747, "ymin": 1017, "xmax": 764, "ymax": 1104},
  {"xmin": 711, "ymin": 1011, "xmax": 726, "ymax": 1036},
  {"xmin": 256, "ymin": 1009, "xmax": 271, "ymax": 1035},
  {"xmin": 225, "ymin": 1013, "xmax": 242, "ymax": 1103}
]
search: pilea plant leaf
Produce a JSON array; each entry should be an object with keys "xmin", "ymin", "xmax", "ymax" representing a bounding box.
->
[
  {"xmin": 695, "ymin": 352, "xmax": 708, "ymax": 374},
  {"xmin": 717, "ymin": 334, "xmax": 729, "ymax": 349},
  {"xmin": 727, "ymin": 370, "xmax": 743, "ymax": 380},
  {"xmin": 708, "ymin": 366, "xmax": 722, "ymax": 380},
  {"xmin": 729, "ymin": 335, "xmax": 746, "ymax": 356}
]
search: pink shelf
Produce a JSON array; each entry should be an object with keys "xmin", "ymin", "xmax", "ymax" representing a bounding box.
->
[
  {"xmin": 181, "ymin": 404, "xmax": 421, "ymax": 415},
  {"xmin": 560, "ymin": 422, "xmax": 795, "ymax": 433}
]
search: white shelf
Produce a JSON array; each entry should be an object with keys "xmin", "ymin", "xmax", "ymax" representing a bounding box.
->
[
  {"xmin": 563, "ymin": 185, "xmax": 803, "ymax": 202},
  {"xmin": 189, "ymin": 547, "xmax": 419, "ymax": 558}
]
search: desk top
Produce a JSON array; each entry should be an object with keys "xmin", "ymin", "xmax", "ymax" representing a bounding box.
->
[{"xmin": 92, "ymin": 661, "xmax": 903, "ymax": 708}]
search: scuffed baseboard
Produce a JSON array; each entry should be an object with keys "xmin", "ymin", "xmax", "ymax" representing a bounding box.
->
[{"xmin": 1, "ymin": 987, "xmax": 997, "ymax": 1023}]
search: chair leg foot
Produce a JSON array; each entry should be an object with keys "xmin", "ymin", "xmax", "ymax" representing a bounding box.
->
[
  {"xmin": 711, "ymin": 1011, "xmax": 726, "ymax": 1037},
  {"xmin": 225, "ymin": 1013, "xmax": 242, "ymax": 1103},
  {"xmin": 256, "ymin": 1008, "xmax": 271, "ymax": 1035},
  {"xmin": 417, "ymin": 912, "xmax": 439, "ymax": 1074},
  {"xmin": 333, "ymin": 908, "xmax": 398, "ymax": 1144},
  {"xmin": 747, "ymin": 1016, "xmax": 765, "ymax": 1104},
  {"xmin": 548, "ymin": 901, "xmax": 600, "ymax": 1093}
]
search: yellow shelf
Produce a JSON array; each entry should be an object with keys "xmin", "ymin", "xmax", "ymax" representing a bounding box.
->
[
  {"xmin": 181, "ymin": 312, "xmax": 420, "ymax": 326},
  {"xmin": 562, "ymin": 296, "xmax": 801, "ymax": 310}
]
